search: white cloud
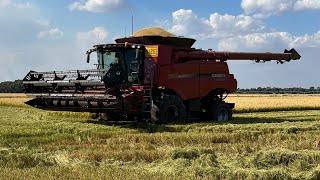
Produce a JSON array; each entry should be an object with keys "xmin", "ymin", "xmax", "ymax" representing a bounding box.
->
[
  {"xmin": 12, "ymin": 2, "xmax": 32, "ymax": 9},
  {"xmin": 0, "ymin": 1, "xmax": 52, "ymax": 47},
  {"xmin": 0, "ymin": 0, "xmax": 11, "ymax": 8},
  {"xmin": 241, "ymin": 0, "xmax": 320, "ymax": 18},
  {"xmin": 294, "ymin": 0, "xmax": 320, "ymax": 10},
  {"xmin": 76, "ymin": 27, "xmax": 109, "ymax": 48},
  {"xmin": 215, "ymin": 31, "xmax": 320, "ymax": 88},
  {"xmin": 169, "ymin": 9, "xmax": 265, "ymax": 39},
  {"xmin": 218, "ymin": 32, "xmax": 293, "ymax": 51},
  {"xmin": 170, "ymin": 9, "xmax": 212, "ymax": 37},
  {"xmin": 209, "ymin": 13, "xmax": 265, "ymax": 36},
  {"xmin": 0, "ymin": 0, "xmax": 32, "ymax": 9},
  {"xmin": 69, "ymin": 0, "xmax": 128, "ymax": 13},
  {"xmin": 37, "ymin": 28, "xmax": 64, "ymax": 39},
  {"xmin": 241, "ymin": 0, "xmax": 293, "ymax": 17},
  {"xmin": 0, "ymin": 2, "xmax": 76, "ymax": 82},
  {"xmin": 0, "ymin": 2, "xmax": 108, "ymax": 82},
  {"xmin": 218, "ymin": 31, "xmax": 320, "ymax": 51}
]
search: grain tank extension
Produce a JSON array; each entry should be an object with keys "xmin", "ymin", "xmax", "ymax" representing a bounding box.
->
[{"xmin": 23, "ymin": 27, "xmax": 301, "ymax": 123}]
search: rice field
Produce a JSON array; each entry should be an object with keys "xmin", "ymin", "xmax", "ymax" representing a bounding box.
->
[
  {"xmin": 0, "ymin": 93, "xmax": 30, "ymax": 107},
  {"xmin": 230, "ymin": 94, "xmax": 320, "ymax": 113},
  {"xmin": 0, "ymin": 93, "xmax": 319, "ymax": 179}
]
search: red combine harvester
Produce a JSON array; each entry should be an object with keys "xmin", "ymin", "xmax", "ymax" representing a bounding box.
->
[{"xmin": 23, "ymin": 28, "xmax": 301, "ymax": 124}]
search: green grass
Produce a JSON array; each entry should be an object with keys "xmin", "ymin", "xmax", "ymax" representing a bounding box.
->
[{"xmin": 0, "ymin": 96, "xmax": 320, "ymax": 179}]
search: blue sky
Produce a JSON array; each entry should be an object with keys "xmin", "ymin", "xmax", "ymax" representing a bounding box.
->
[{"xmin": 1, "ymin": 0, "xmax": 320, "ymax": 88}]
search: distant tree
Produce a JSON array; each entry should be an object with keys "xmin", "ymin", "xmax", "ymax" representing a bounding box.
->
[{"xmin": 0, "ymin": 80, "xmax": 24, "ymax": 93}]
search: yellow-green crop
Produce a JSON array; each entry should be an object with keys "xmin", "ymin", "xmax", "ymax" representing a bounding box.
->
[{"xmin": 0, "ymin": 94, "xmax": 319, "ymax": 179}]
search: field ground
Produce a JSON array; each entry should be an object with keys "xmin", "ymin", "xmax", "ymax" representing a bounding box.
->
[{"xmin": 0, "ymin": 94, "xmax": 319, "ymax": 179}]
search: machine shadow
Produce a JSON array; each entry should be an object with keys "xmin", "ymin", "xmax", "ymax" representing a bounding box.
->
[
  {"xmin": 84, "ymin": 113, "xmax": 311, "ymax": 133},
  {"xmin": 85, "ymin": 119, "xmax": 179, "ymax": 133},
  {"xmin": 230, "ymin": 113, "xmax": 318, "ymax": 124},
  {"xmin": 229, "ymin": 117, "xmax": 296, "ymax": 124}
]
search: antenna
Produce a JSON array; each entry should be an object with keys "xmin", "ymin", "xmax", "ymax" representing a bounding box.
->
[
  {"xmin": 125, "ymin": 26, "xmax": 127, "ymax": 38},
  {"xmin": 131, "ymin": 14, "xmax": 134, "ymax": 36}
]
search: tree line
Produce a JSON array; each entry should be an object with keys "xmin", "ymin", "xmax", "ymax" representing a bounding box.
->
[
  {"xmin": 0, "ymin": 80, "xmax": 24, "ymax": 93},
  {"xmin": 1, "ymin": 80, "xmax": 320, "ymax": 94},
  {"xmin": 237, "ymin": 87, "xmax": 320, "ymax": 94}
]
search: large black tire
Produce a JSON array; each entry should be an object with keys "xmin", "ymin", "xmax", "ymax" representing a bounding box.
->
[
  {"xmin": 151, "ymin": 95, "xmax": 187, "ymax": 124},
  {"xmin": 207, "ymin": 102, "xmax": 232, "ymax": 122}
]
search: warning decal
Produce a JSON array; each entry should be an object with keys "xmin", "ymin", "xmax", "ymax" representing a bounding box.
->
[{"xmin": 145, "ymin": 46, "xmax": 158, "ymax": 58}]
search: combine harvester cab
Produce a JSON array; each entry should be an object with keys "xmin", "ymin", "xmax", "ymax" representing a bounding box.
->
[
  {"xmin": 23, "ymin": 43, "xmax": 147, "ymax": 118},
  {"xmin": 23, "ymin": 27, "xmax": 301, "ymax": 124}
]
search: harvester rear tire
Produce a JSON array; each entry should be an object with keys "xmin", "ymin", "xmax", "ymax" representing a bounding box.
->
[
  {"xmin": 207, "ymin": 102, "xmax": 232, "ymax": 122},
  {"xmin": 151, "ymin": 95, "xmax": 186, "ymax": 124}
]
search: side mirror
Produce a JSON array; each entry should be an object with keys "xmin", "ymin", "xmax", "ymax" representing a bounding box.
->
[
  {"xmin": 86, "ymin": 51, "xmax": 91, "ymax": 63},
  {"xmin": 86, "ymin": 49, "xmax": 95, "ymax": 63}
]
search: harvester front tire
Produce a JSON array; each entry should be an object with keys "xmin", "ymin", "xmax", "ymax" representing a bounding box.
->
[
  {"xmin": 151, "ymin": 95, "xmax": 186, "ymax": 124},
  {"xmin": 207, "ymin": 102, "xmax": 232, "ymax": 122}
]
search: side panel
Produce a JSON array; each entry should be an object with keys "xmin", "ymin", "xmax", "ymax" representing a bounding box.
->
[
  {"xmin": 158, "ymin": 61, "xmax": 199, "ymax": 100},
  {"xmin": 199, "ymin": 61, "xmax": 237, "ymax": 96},
  {"xmin": 157, "ymin": 46, "xmax": 173, "ymax": 66}
]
